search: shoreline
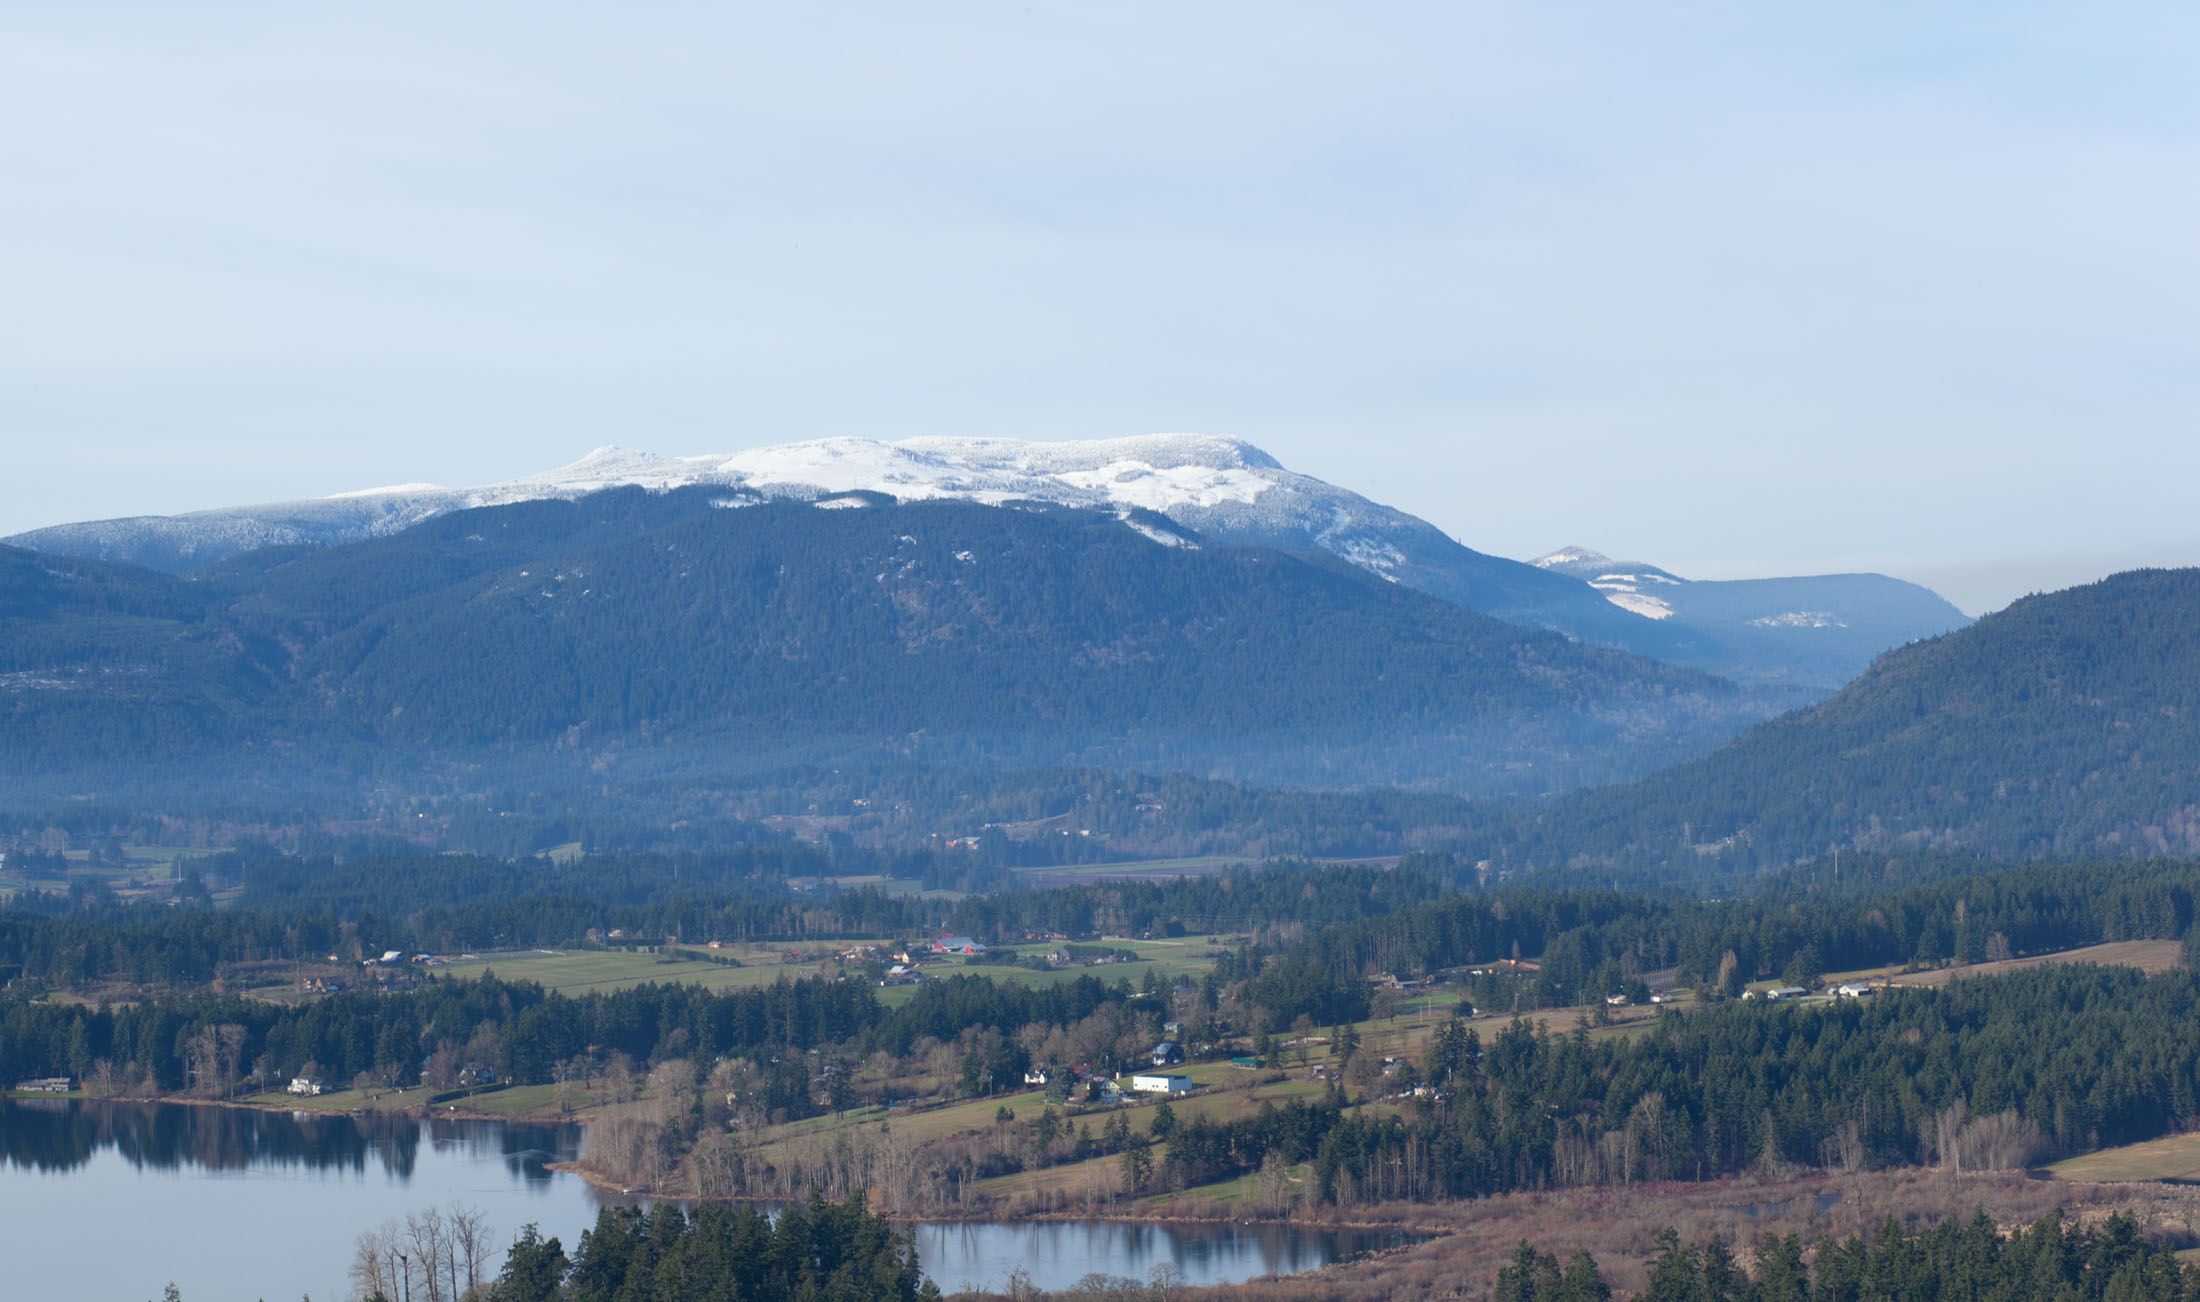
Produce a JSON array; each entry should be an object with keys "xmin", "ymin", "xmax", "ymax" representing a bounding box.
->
[
  {"xmin": 24, "ymin": 1087, "xmax": 587, "ymax": 1127},
  {"xmin": 30, "ymin": 1091, "xmax": 1442, "ymax": 1239},
  {"xmin": 542, "ymin": 1156, "xmax": 1447, "ymax": 1237}
]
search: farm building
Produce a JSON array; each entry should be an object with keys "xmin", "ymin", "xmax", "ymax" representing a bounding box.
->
[
  {"xmin": 1744, "ymin": 986, "xmax": 1810, "ymax": 1002},
  {"xmin": 1129, "ymin": 1073, "xmax": 1195, "ymax": 1095}
]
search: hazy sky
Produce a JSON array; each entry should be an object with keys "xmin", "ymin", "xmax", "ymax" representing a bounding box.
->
[{"xmin": 4, "ymin": 5, "xmax": 2196, "ymax": 613}]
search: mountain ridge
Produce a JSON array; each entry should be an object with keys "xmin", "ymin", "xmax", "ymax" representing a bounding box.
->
[
  {"xmin": 0, "ymin": 489, "xmax": 1772, "ymax": 810},
  {"xmin": 1533, "ymin": 544, "xmax": 1970, "ymax": 688},
  {"xmin": 7, "ymin": 436, "xmax": 1966, "ymax": 690}
]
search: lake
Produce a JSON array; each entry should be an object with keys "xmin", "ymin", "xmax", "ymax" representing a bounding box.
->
[{"xmin": 0, "ymin": 1098, "xmax": 1392, "ymax": 1298}]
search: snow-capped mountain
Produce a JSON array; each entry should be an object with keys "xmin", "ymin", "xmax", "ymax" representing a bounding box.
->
[
  {"xmin": 1532, "ymin": 547, "xmax": 1688, "ymax": 621},
  {"xmin": 1534, "ymin": 546, "xmax": 1970, "ymax": 688},
  {"xmin": 6, "ymin": 436, "xmax": 1967, "ymax": 687},
  {"xmin": 8, "ymin": 435, "xmax": 1666, "ymax": 653}
]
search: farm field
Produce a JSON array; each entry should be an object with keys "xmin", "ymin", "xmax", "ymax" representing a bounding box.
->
[
  {"xmin": 439, "ymin": 946, "xmax": 845, "ymax": 996},
  {"xmin": 1889, "ymin": 939, "xmax": 2182, "ymax": 987},
  {"xmin": 430, "ymin": 935, "xmax": 1235, "ymax": 1005},
  {"xmin": 965, "ymin": 936, "xmax": 1230, "ymax": 995},
  {"xmin": 241, "ymin": 1084, "xmax": 430, "ymax": 1115},
  {"xmin": 1011, "ymin": 856, "xmax": 1251, "ymax": 885},
  {"xmin": 1331, "ymin": 988, "xmax": 1672, "ymax": 1069},
  {"xmin": 2044, "ymin": 1132, "xmax": 2200, "ymax": 1184},
  {"xmin": 1819, "ymin": 939, "xmax": 2182, "ymax": 993},
  {"xmin": 237, "ymin": 1080, "xmax": 604, "ymax": 1119},
  {"xmin": 0, "ymin": 844, "xmax": 218, "ymax": 902},
  {"xmin": 749, "ymin": 1062, "xmax": 1311, "ymax": 1172}
]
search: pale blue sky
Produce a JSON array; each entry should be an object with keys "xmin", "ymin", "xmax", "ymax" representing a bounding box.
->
[{"xmin": 4, "ymin": 4, "xmax": 2196, "ymax": 612}]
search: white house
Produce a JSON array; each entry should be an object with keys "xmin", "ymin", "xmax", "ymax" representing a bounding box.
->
[
  {"xmin": 288, "ymin": 1076, "xmax": 325, "ymax": 1096},
  {"xmin": 1129, "ymin": 1073, "xmax": 1195, "ymax": 1096},
  {"xmin": 1834, "ymin": 983, "xmax": 1875, "ymax": 998}
]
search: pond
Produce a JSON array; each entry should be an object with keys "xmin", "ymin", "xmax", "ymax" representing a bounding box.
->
[{"xmin": 0, "ymin": 1098, "xmax": 1398, "ymax": 1298}]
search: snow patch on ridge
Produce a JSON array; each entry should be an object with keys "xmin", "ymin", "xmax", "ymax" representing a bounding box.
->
[
  {"xmin": 1602, "ymin": 590, "xmax": 1676, "ymax": 620},
  {"xmin": 323, "ymin": 482, "xmax": 447, "ymax": 500},
  {"xmin": 1751, "ymin": 610, "xmax": 1847, "ymax": 629}
]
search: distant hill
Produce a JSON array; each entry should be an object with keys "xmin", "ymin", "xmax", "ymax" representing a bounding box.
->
[
  {"xmin": 1532, "ymin": 546, "xmax": 1970, "ymax": 690},
  {"xmin": 0, "ymin": 489, "xmax": 1771, "ymax": 810},
  {"xmin": 1498, "ymin": 568, "xmax": 2200, "ymax": 873},
  {"xmin": 7, "ymin": 436, "xmax": 1964, "ymax": 689}
]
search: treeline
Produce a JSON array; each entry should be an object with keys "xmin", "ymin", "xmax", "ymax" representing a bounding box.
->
[
  {"xmin": 1304, "ymin": 965, "xmax": 2200, "ymax": 1206},
  {"xmin": 1093, "ymin": 964, "xmax": 2200, "ymax": 1207},
  {"xmin": 0, "ymin": 967, "xmax": 1142, "ymax": 1102},
  {"xmin": 1500, "ymin": 1211, "xmax": 2197, "ymax": 1302},
  {"xmin": 0, "ymin": 849, "xmax": 1485, "ymax": 991},
  {"xmin": 1244, "ymin": 856, "xmax": 2200, "ymax": 1026}
]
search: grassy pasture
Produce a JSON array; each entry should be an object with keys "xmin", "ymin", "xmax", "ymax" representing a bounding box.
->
[
  {"xmin": 1011, "ymin": 856, "xmax": 1250, "ymax": 885},
  {"xmin": 0, "ymin": 843, "xmax": 218, "ymax": 901},
  {"xmin": 963, "ymin": 936, "xmax": 1226, "ymax": 994},
  {"xmin": 1819, "ymin": 939, "xmax": 2182, "ymax": 993},
  {"xmin": 241, "ymin": 1084, "xmax": 425, "ymax": 1114},
  {"xmin": 2045, "ymin": 1132, "xmax": 2200, "ymax": 1184},
  {"xmin": 438, "ymin": 947, "xmax": 820, "ymax": 996}
]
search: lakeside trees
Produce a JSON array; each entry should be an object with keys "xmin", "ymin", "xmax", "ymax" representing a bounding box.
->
[{"xmin": 481, "ymin": 1195, "xmax": 933, "ymax": 1302}]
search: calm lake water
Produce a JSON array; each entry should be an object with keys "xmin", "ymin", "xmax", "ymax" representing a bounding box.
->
[{"xmin": 0, "ymin": 1099, "xmax": 1389, "ymax": 1298}]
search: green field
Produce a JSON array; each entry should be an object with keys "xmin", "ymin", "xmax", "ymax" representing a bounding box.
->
[
  {"xmin": 438, "ymin": 947, "xmax": 834, "ymax": 996},
  {"xmin": 0, "ymin": 844, "xmax": 220, "ymax": 901},
  {"xmin": 959, "ymin": 937, "xmax": 1226, "ymax": 995},
  {"xmin": 241, "ymin": 1084, "xmax": 426, "ymax": 1114},
  {"xmin": 2045, "ymin": 1132, "xmax": 2200, "ymax": 1183},
  {"xmin": 1012, "ymin": 856, "xmax": 1250, "ymax": 883},
  {"xmin": 435, "ymin": 935, "xmax": 1228, "ymax": 1006}
]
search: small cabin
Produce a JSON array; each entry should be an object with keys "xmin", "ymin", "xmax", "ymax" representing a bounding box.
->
[{"xmin": 1150, "ymin": 1041, "xmax": 1184, "ymax": 1067}]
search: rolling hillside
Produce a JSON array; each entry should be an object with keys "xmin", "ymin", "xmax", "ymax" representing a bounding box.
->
[{"xmin": 1497, "ymin": 568, "xmax": 2200, "ymax": 873}]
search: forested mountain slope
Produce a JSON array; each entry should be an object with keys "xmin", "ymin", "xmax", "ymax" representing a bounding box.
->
[
  {"xmin": 0, "ymin": 489, "xmax": 1768, "ymax": 808},
  {"xmin": 9, "ymin": 437, "xmax": 1967, "ymax": 689},
  {"xmin": 1498, "ymin": 568, "xmax": 2200, "ymax": 872}
]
